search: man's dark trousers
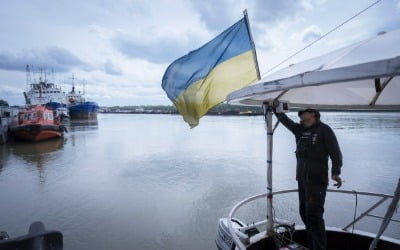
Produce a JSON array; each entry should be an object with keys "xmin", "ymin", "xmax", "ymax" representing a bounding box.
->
[{"xmin": 298, "ymin": 167, "xmax": 327, "ymax": 250}]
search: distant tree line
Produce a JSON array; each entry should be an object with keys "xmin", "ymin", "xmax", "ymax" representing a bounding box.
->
[{"xmin": 103, "ymin": 103, "xmax": 263, "ymax": 116}]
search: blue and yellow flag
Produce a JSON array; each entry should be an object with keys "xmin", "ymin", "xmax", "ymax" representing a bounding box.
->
[{"xmin": 162, "ymin": 17, "xmax": 259, "ymax": 128}]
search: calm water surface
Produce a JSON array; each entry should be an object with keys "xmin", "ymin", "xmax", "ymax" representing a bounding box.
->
[{"xmin": 0, "ymin": 113, "xmax": 399, "ymax": 249}]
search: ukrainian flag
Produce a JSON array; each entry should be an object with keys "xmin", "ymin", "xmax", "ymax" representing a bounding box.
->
[{"xmin": 162, "ymin": 17, "xmax": 259, "ymax": 128}]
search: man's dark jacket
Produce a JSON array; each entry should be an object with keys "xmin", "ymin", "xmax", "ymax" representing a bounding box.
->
[{"xmin": 275, "ymin": 112, "xmax": 342, "ymax": 186}]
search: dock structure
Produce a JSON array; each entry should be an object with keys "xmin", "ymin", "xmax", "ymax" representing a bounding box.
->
[{"xmin": 0, "ymin": 104, "xmax": 20, "ymax": 144}]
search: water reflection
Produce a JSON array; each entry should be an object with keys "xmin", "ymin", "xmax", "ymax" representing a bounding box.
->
[
  {"xmin": 318, "ymin": 112, "xmax": 400, "ymax": 130},
  {"xmin": 8, "ymin": 138, "xmax": 65, "ymax": 182},
  {"xmin": 67, "ymin": 118, "xmax": 98, "ymax": 132},
  {"xmin": 0, "ymin": 144, "xmax": 11, "ymax": 173}
]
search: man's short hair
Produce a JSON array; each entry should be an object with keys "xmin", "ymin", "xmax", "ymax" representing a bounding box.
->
[{"xmin": 298, "ymin": 108, "xmax": 321, "ymax": 120}]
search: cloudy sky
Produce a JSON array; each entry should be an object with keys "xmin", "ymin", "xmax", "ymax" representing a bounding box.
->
[{"xmin": 1, "ymin": 0, "xmax": 399, "ymax": 106}]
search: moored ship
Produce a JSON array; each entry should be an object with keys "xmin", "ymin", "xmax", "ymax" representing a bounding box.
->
[
  {"xmin": 23, "ymin": 65, "xmax": 67, "ymax": 106},
  {"xmin": 10, "ymin": 105, "xmax": 66, "ymax": 141},
  {"xmin": 23, "ymin": 66, "xmax": 99, "ymax": 120},
  {"xmin": 67, "ymin": 85, "xmax": 99, "ymax": 119},
  {"xmin": 68, "ymin": 101, "xmax": 99, "ymax": 119}
]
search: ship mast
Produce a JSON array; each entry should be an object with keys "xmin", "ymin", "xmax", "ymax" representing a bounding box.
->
[
  {"xmin": 26, "ymin": 65, "xmax": 31, "ymax": 90},
  {"xmin": 71, "ymin": 73, "xmax": 75, "ymax": 94},
  {"xmin": 44, "ymin": 68, "xmax": 47, "ymax": 82},
  {"xmin": 39, "ymin": 67, "xmax": 43, "ymax": 82}
]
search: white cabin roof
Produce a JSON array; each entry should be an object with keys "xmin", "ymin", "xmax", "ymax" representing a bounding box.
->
[{"xmin": 227, "ymin": 29, "xmax": 400, "ymax": 110}]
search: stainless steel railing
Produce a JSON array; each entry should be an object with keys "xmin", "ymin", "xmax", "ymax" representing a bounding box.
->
[{"xmin": 227, "ymin": 188, "xmax": 398, "ymax": 250}]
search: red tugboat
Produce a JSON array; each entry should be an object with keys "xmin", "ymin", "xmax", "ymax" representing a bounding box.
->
[{"xmin": 10, "ymin": 105, "xmax": 66, "ymax": 141}]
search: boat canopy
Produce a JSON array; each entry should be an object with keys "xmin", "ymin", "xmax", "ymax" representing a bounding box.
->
[{"xmin": 227, "ymin": 29, "xmax": 400, "ymax": 110}]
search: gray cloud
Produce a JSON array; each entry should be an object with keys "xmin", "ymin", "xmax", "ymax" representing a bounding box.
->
[
  {"xmin": 302, "ymin": 29, "xmax": 322, "ymax": 43},
  {"xmin": 112, "ymin": 35, "xmax": 190, "ymax": 64},
  {"xmin": 191, "ymin": 0, "xmax": 312, "ymax": 31},
  {"xmin": 104, "ymin": 59, "xmax": 122, "ymax": 76},
  {"xmin": 0, "ymin": 47, "xmax": 89, "ymax": 72},
  {"xmin": 111, "ymin": 1, "xmax": 316, "ymax": 64},
  {"xmin": 251, "ymin": 0, "xmax": 311, "ymax": 23},
  {"xmin": 190, "ymin": 0, "xmax": 240, "ymax": 31}
]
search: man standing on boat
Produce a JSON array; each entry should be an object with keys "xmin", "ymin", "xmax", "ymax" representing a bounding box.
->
[{"xmin": 273, "ymin": 107, "xmax": 343, "ymax": 250}]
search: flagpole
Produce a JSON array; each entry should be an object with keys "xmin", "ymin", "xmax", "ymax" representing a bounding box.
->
[
  {"xmin": 244, "ymin": 9, "xmax": 274, "ymax": 237},
  {"xmin": 243, "ymin": 10, "xmax": 261, "ymax": 80}
]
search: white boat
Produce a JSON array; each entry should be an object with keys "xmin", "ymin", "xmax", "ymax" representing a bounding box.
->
[
  {"xmin": 217, "ymin": 29, "xmax": 400, "ymax": 249},
  {"xmin": 23, "ymin": 66, "xmax": 67, "ymax": 106}
]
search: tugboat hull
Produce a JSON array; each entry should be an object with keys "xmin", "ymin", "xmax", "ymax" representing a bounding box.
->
[{"xmin": 10, "ymin": 124, "xmax": 63, "ymax": 141}]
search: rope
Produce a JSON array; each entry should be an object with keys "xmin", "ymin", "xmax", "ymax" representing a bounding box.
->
[
  {"xmin": 262, "ymin": 0, "xmax": 383, "ymax": 76},
  {"xmin": 347, "ymin": 190, "xmax": 359, "ymax": 250},
  {"xmin": 352, "ymin": 190, "xmax": 358, "ymax": 234}
]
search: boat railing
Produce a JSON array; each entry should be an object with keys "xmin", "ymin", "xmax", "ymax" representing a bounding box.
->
[{"xmin": 227, "ymin": 189, "xmax": 399, "ymax": 250}]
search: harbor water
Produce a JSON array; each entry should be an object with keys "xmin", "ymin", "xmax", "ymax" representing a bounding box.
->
[{"xmin": 0, "ymin": 112, "xmax": 399, "ymax": 249}]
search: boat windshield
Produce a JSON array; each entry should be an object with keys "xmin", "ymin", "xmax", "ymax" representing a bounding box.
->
[{"xmin": 44, "ymin": 113, "xmax": 53, "ymax": 120}]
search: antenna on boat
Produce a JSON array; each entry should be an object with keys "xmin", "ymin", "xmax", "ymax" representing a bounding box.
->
[
  {"xmin": 44, "ymin": 67, "xmax": 48, "ymax": 82},
  {"xmin": 30, "ymin": 65, "xmax": 37, "ymax": 84},
  {"xmin": 26, "ymin": 65, "xmax": 31, "ymax": 90},
  {"xmin": 39, "ymin": 67, "xmax": 43, "ymax": 82},
  {"xmin": 51, "ymin": 68, "xmax": 55, "ymax": 84},
  {"xmin": 71, "ymin": 73, "xmax": 75, "ymax": 93}
]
